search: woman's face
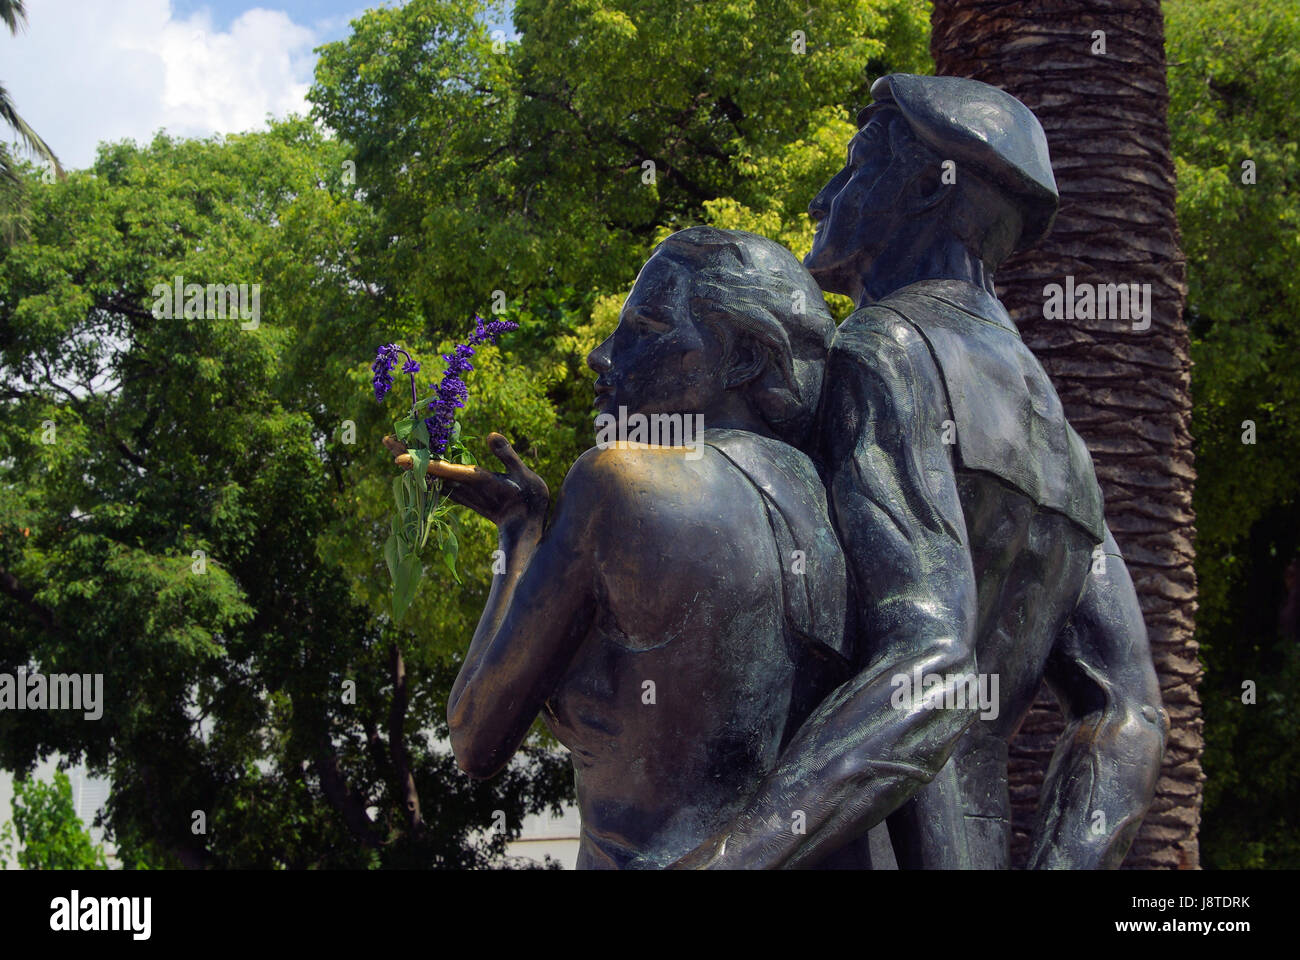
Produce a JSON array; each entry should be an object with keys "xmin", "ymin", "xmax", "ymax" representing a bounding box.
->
[{"xmin": 586, "ymin": 252, "xmax": 727, "ymax": 422}]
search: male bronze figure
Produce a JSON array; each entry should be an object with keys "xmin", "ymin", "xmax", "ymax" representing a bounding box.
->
[{"xmin": 682, "ymin": 75, "xmax": 1168, "ymax": 870}]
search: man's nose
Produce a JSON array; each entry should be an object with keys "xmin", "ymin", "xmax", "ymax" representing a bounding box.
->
[
  {"xmin": 808, "ymin": 184, "xmax": 834, "ymax": 221},
  {"xmin": 809, "ymin": 167, "xmax": 848, "ymax": 221}
]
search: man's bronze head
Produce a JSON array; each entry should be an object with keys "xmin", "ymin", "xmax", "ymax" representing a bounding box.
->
[{"xmin": 804, "ymin": 74, "xmax": 1059, "ymax": 303}]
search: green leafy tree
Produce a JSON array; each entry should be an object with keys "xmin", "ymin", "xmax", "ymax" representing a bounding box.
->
[
  {"xmin": 0, "ymin": 122, "xmax": 569, "ymax": 868},
  {"xmin": 309, "ymin": 0, "xmax": 930, "ymax": 322},
  {"xmin": 1166, "ymin": 0, "xmax": 1300, "ymax": 869},
  {"xmin": 0, "ymin": 770, "xmax": 108, "ymax": 869}
]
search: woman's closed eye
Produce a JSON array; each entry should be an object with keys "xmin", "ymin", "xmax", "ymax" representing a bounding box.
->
[{"xmin": 636, "ymin": 314, "xmax": 672, "ymax": 334}]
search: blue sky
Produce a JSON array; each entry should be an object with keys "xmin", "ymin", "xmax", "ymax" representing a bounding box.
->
[
  {"xmin": 3, "ymin": 1, "xmax": 515, "ymax": 171},
  {"xmin": 167, "ymin": 0, "xmax": 376, "ymax": 34},
  {"xmin": 166, "ymin": 0, "xmax": 514, "ymax": 34}
]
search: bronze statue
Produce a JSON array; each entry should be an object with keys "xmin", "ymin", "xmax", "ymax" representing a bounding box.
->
[
  {"xmin": 391, "ymin": 228, "xmax": 852, "ymax": 868},
  {"xmin": 388, "ymin": 75, "xmax": 1167, "ymax": 871},
  {"xmin": 673, "ymin": 74, "xmax": 1168, "ymax": 870}
]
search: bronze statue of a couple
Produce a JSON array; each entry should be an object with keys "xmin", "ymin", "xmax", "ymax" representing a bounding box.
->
[{"xmin": 390, "ymin": 74, "xmax": 1168, "ymax": 869}]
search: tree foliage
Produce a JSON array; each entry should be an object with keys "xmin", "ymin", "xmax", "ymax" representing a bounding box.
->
[
  {"xmin": 0, "ymin": 121, "xmax": 570, "ymax": 868},
  {"xmin": 1167, "ymin": 0, "xmax": 1300, "ymax": 868},
  {"xmin": 0, "ymin": 770, "xmax": 108, "ymax": 870},
  {"xmin": 0, "ymin": 0, "xmax": 64, "ymax": 241}
]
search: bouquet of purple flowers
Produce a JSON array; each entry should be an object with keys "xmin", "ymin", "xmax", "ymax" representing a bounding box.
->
[{"xmin": 371, "ymin": 315, "xmax": 519, "ymax": 621}]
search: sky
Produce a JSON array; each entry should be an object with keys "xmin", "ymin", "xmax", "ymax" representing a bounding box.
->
[{"xmin": 1, "ymin": 0, "xmax": 512, "ymax": 172}]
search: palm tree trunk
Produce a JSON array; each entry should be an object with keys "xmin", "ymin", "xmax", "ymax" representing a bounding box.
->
[{"xmin": 930, "ymin": 0, "xmax": 1202, "ymax": 869}]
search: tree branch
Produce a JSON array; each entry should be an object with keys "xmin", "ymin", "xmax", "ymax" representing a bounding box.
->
[
  {"xmin": 116, "ymin": 438, "xmax": 146, "ymax": 468},
  {"xmin": 312, "ymin": 747, "xmax": 383, "ymax": 849},
  {"xmin": 388, "ymin": 642, "xmax": 423, "ymax": 835}
]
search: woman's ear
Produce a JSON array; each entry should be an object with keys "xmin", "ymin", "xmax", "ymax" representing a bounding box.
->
[
  {"xmin": 690, "ymin": 301, "xmax": 760, "ymax": 390},
  {"xmin": 723, "ymin": 337, "xmax": 768, "ymax": 391}
]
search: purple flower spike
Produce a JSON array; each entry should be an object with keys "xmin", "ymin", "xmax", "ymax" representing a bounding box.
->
[
  {"xmin": 370, "ymin": 317, "xmax": 517, "ymax": 455},
  {"xmin": 467, "ymin": 314, "xmax": 519, "ymax": 347},
  {"xmin": 371, "ymin": 343, "xmax": 401, "ymax": 401},
  {"xmin": 441, "ymin": 343, "xmax": 475, "ymax": 378}
]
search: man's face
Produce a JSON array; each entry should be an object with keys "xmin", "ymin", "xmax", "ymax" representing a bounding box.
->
[
  {"xmin": 586, "ymin": 253, "xmax": 726, "ymax": 422},
  {"xmin": 804, "ymin": 107, "xmax": 903, "ymax": 297}
]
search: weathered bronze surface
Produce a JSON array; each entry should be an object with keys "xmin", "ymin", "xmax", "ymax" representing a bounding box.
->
[
  {"xmin": 411, "ymin": 230, "xmax": 852, "ymax": 868},
  {"xmin": 402, "ymin": 73, "xmax": 1167, "ymax": 869}
]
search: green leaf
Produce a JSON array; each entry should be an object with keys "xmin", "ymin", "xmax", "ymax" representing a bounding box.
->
[
  {"xmin": 394, "ymin": 474, "xmax": 421, "ymax": 548},
  {"xmin": 412, "ymin": 417, "xmax": 431, "ymax": 449},
  {"xmin": 410, "ymin": 447, "xmax": 431, "ymax": 482},
  {"xmin": 383, "ymin": 532, "xmax": 399, "ymax": 583},
  {"xmin": 420, "ymin": 497, "xmax": 441, "ymax": 549},
  {"xmin": 394, "ymin": 416, "xmax": 415, "ymax": 441},
  {"xmin": 392, "ymin": 554, "xmax": 422, "ymax": 622},
  {"xmin": 440, "ymin": 527, "xmax": 460, "ymax": 582}
]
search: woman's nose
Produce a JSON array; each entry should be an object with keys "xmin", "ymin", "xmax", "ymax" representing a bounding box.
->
[{"xmin": 587, "ymin": 336, "xmax": 612, "ymax": 374}]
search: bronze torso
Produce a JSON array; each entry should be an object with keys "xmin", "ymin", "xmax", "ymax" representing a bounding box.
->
[
  {"xmin": 830, "ymin": 277, "xmax": 1107, "ymax": 867},
  {"xmin": 543, "ymin": 429, "xmax": 848, "ymax": 868}
]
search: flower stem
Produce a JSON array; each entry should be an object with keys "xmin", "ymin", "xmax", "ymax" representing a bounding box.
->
[{"xmin": 393, "ymin": 347, "xmax": 419, "ymax": 414}]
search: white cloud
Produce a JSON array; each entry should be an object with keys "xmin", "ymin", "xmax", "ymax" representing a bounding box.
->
[{"xmin": 1, "ymin": 1, "xmax": 323, "ymax": 171}]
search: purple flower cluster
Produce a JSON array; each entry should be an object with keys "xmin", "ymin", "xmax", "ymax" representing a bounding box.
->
[
  {"xmin": 370, "ymin": 318, "xmax": 518, "ymax": 455},
  {"xmin": 371, "ymin": 344, "xmax": 401, "ymax": 402},
  {"xmin": 372, "ymin": 342, "xmax": 422, "ymax": 407},
  {"xmin": 424, "ymin": 315, "xmax": 519, "ymax": 454}
]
